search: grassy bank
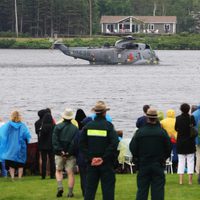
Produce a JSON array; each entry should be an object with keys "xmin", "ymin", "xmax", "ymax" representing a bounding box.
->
[
  {"xmin": 0, "ymin": 34, "xmax": 200, "ymax": 50},
  {"xmin": 0, "ymin": 174, "xmax": 199, "ymax": 200}
]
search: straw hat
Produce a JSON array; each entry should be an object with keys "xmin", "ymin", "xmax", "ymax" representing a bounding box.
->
[
  {"xmin": 146, "ymin": 108, "xmax": 158, "ymax": 119},
  {"xmin": 92, "ymin": 101, "xmax": 110, "ymax": 114},
  {"xmin": 61, "ymin": 108, "xmax": 74, "ymax": 120}
]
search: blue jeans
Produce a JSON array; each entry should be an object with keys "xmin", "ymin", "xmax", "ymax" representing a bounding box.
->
[{"xmin": 1, "ymin": 160, "xmax": 7, "ymax": 177}]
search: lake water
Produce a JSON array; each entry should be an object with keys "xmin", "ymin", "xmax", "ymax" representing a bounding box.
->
[{"xmin": 0, "ymin": 49, "xmax": 200, "ymax": 141}]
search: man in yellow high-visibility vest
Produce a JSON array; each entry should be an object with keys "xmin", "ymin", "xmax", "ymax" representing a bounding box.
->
[{"xmin": 80, "ymin": 101, "xmax": 119, "ymax": 200}]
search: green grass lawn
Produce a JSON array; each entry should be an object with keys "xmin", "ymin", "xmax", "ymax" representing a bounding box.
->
[{"xmin": 0, "ymin": 174, "xmax": 199, "ymax": 200}]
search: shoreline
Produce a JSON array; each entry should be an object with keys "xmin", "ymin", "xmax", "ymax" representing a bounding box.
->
[{"xmin": 1, "ymin": 33, "xmax": 200, "ymax": 50}]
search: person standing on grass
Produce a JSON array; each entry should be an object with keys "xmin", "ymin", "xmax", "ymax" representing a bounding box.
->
[
  {"xmin": 35, "ymin": 108, "xmax": 48, "ymax": 175},
  {"xmin": 175, "ymin": 103, "xmax": 196, "ymax": 185},
  {"xmin": 80, "ymin": 101, "xmax": 119, "ymax": 200},
  {"xmin": 136, "ymin": 105, "xmax": 150, "ymax": 128},
  {"xmin": 52, "ymin": 108, "xmax": 79, "ymax": 198},
  {"xmin": 130, "ymin": 108, "xmax": 171, "ymax": 200},
  {"xmin": 74, "ymin": 108, "xmax": 88, "ymax": 197},
  {"xmin": 160, "ymin": 109, "xmax": 178, "ymax": 173},
  {"xmin": 0, "ymin": 110, "xmax": 31, "ymax": 180},
  {"xmin": 38, "ymin": 109, "xmax": 55, "ymax": 179}
]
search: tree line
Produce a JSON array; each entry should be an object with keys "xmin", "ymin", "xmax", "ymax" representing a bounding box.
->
[{"xmin": 0, "ymin": 0, "xmax": 200, "ymax": 37}]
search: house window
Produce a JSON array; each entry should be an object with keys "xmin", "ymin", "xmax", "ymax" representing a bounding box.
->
[
  {"xmin": 164, "ymin": 24, "xmax": 170, "ymax": 33},
  {"xmin": 124, "ymin": 24, "xmax": 130, "ymax": 30},
  {"xmin": 148, "ymin": 24, "xmax": 154, "ymax": 31},
  {"xmin": 106, "ymin": 24, "xmax": 114, "ymax": 33},
  {"xmin": 119, "ymin": 24, "xmax": 126, "ymax": 32},
  {"xmin": 132, "ymin": 24, "xmax": 140, "ymax": 33}
]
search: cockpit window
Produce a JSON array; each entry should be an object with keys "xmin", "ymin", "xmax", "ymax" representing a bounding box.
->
[
  {"xmin": 145, "ymin": 44, "xmax": 150, "ymax": 49},
  {"xmin": 122, "ymin": 43, "xmax": 138, "ymax": 49}
]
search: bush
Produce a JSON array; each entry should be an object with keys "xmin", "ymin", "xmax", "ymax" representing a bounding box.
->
[
  {"xmin": 12, "ymin": 40, "xmax": 51, "ymax": 49},
  {"xmin": 0, "ymin": 31, "xmax": 31, "ymax": 38},
  {"xmin": 0, "ymin": 31, "xmax": 16, "ymax": 37},
  {"xmin": 0, "ymin": 39, "xmax": 16, "ymax": 48}
]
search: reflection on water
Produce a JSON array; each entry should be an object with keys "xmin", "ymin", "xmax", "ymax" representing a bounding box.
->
[{"xmin": 0, "ymin": 49, "xmax": 200, "ymax": 141}]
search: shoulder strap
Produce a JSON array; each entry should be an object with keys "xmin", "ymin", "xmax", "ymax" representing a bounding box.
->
[{"xmin": 190, "ymin": 115, "xmax": 194, "ymax": 127}]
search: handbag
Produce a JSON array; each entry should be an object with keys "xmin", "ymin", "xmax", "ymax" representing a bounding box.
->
[
  {"xmin": 190, "ymin": 116, "xmax": 198, "ymax": 137},
  {"xmin": 190, "ymin": 126, "xmax": 198, "ymax": 137}
]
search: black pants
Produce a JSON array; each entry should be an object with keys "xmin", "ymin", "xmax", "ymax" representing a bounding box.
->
[
  {"xmin": 136, "ymin": 163, "xmax": 165, "ymax": 200},
  {"xmin": 84, "ymin": 164, "xmax": 115, "ymax": 200},
  {"xmin": 41, "ymin": 150, "xmax": 55, "ymax": 179},
  {"xmin": 79, "ymin": 165, "xmax": 87, "ymax": 196}
]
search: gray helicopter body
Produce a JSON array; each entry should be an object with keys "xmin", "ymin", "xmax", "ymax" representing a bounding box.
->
[{"xmin": 54, "ymin": 36, "xmax": 159, "ymax": 65}]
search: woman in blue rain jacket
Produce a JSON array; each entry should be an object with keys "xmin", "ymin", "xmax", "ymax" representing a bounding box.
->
[{"xmin": 0, "ymin": 110, "xmax": 31, "ymax": 179}]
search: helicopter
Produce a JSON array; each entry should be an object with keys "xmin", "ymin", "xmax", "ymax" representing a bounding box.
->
[{"xmin": 53, "ymin": 36, "xmax": 159, "ymax": 65}]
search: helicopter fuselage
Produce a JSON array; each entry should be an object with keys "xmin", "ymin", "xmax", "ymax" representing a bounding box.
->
[{"xmin": 54, "ymin": 38, "xmax": 159, "ymax": 65}]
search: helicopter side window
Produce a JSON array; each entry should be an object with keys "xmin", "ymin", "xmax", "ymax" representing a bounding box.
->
[
  {"xmin": 145, "ymin": 44, "xmax": 150, "ymax": 49},
  {"xmin": 122, "ymin": 43, "xmax": 138, "ymax": 49}
]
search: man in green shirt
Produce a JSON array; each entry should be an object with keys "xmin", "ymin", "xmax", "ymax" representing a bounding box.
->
[
  {"xmin": 130, "ymin": 108, "xmax": 172, "ymax": 200},
  {"xmin": 52, "ymin": 108, "xmax": 79, "ymax": 198}
]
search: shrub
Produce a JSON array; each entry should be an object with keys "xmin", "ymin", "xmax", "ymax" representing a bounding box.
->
[
  {"xmin": 12, "ymin": 40, "xmax": 51, "ymax": 49},
  {"xmin": 0, "ymin": 39, "xmax": 16, "ymax": 48}
]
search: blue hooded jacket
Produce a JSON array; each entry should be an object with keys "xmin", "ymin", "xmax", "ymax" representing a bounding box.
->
[
  {"xmin": 192, "ymin": 106, "xmax": 200, "ymax": 145},
  {"xmin": 0, "ymin": 121, "xmax": 31, "ymax": 163},
  {"xmin": 89, "ymin": 113, "xmax": 112, "ymax": 122}
]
